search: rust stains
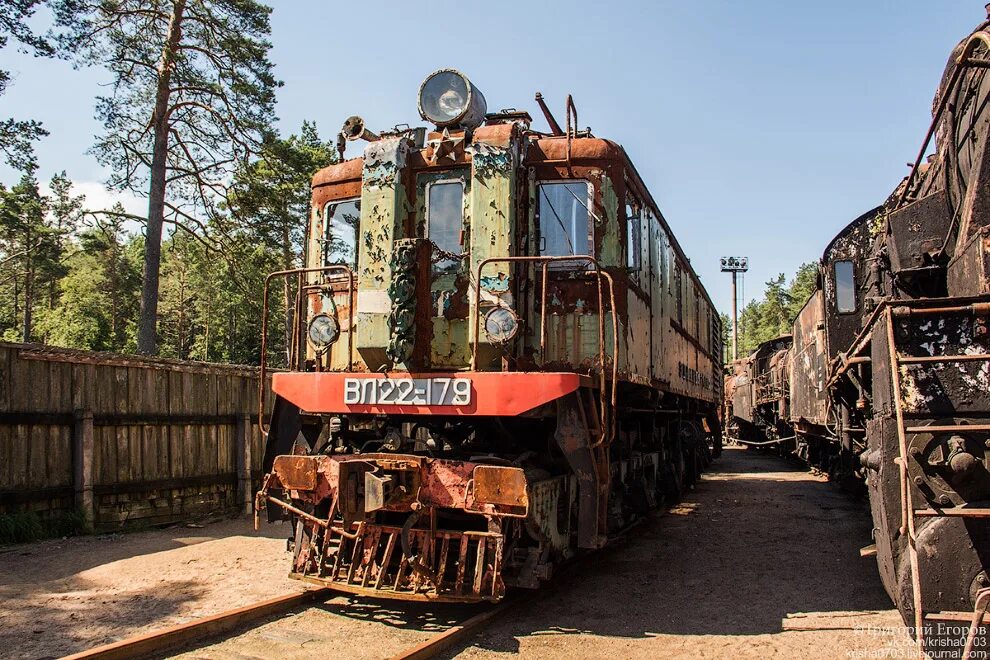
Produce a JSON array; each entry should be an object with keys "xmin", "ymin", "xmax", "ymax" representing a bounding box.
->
[{"xmin": 527, "ymin": 137, "xmax": 623, "ymax": 163}]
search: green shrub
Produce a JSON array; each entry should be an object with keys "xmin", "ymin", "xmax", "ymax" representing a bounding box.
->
[{"xmin": 0, "ymin": 508, "xmax": 91, "ymax": 544}]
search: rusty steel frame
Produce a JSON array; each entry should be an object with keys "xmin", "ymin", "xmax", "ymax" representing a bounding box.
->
[
  {"xmin": 897, "ymin": 353, "xmax": 990, "ymax": 364},
  {"xmin": 885, "ymin": 306, "xmax": 990, "ymax": 656},
  {"xmin": 469, "ymin": 255, "xmax": 618, "ymax": 445},
  {"xmin": 965, "ymin": 589, "xmax": 990, "ymax": 659},
  {"xmin": 891, "ymin": 302, "xmax": 990, "ymax": 318},
  {"xmin": 904, "ymin": 423, "xmax": 990, "ymax": 433},
  {"xmin": 884, "ymin": 310, "xmax": 925, "ymax": 656},
  {"xmin": 897, "ymin": 30, "xmax": 990, "ymax": 208},
  {"xmin": 832, "ymin": 298, "xmax": 990, "ymax": 386},
  {"xmin": 534, "ymin": 92, "xmax": 564, "ymax": 137},
  {"xmin": 915, "ymin": 507, "xmax": 990, "ymax": 517},
  {"xmin": 565, "ymin": 94, "xmax": 578, "ymax": 170},
  {"xmin": 259, "ymin": 265, "xmax": 355, "ymax": 437}
]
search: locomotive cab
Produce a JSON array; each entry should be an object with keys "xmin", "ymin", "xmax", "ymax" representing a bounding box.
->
[{"xmin": 256, "ymin": 70, "xmax": 722, "ymax": 603}]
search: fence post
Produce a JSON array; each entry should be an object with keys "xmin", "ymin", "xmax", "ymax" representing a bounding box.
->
[
  {"xmin": 73, "ymin": 409, "xmax": 94, "ymax": 526},
  {"xmin": 235, "ymin": 414, "xmax": 252, "ymax": 515}
]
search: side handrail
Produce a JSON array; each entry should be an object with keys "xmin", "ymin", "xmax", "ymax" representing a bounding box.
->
[
  {"xmin": 896, "ymin": 30, "xmax": 990, "ymax": 208},
  {"xmin": 259, "ymin": 265, "xmax": 355, "ymax": 437},
  {"xmin": 469, "ymin": 255, "xmax": 618, "ymax": 445}
]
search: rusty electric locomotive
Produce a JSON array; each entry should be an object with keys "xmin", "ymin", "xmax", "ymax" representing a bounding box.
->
[
  {"xmin": 256, "ymin": 70, "xmax": 722, "ymax": 603},
  {"xmin": 728, "ymin": 13, "xmax": 990, "ymax": 653}
]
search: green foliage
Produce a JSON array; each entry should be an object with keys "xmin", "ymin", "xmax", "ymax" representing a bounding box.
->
[
  {"xmin": 0, "ymin": 173, "xmax": 56, "ymax": 342},
  {"xmin": 0, "ymin": 1, "xmax": 53, "ymax": 170},
  {"xmin": 0, "ymin": 507, "xmax": 90, "ymax": 545},
  {"xmin": 0, "ymin": 171, "xmax": 89, "ymax": 344},
  {"xmin": 735, "ymin": 262, "xmax": 819, "ymax": 357},
  {"xmin": 151, "ymin": 122, "xmax": 335, "ymax": 364},
  {"xmin": 0, "ymin": 118, "xmax": 331, "ymax": 365},
  {"xmin": 38, "ymin": 204, "xmax": 142, "ymax": 352},
  {"xmin": 227, "ymin": 122, "xmax": 335, "ymax": 263}
]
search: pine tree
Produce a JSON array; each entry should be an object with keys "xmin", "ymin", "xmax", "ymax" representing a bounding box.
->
[
  {"xmin": 734, "ymin": 262, "xmax": 821, "ymax": 356},
  {"xmin": 51, "ymin": 0, "xmax": 280, "ymax": 355},
  {"xmin": 41, "ymin": 203, "xmax": 141, "ymax": 351},
  {"xmin": 0, "ymin": 1, "xmax": 52, "ymax": 170},
  {"xmin": 43, "ymin": 171, "xmax": 85, "ymax": 310},
  {"xmin": 225, "ymin": 122, "xmax": 336, "ymax": 364},
  {"xmin": 0, "ymin": 172, "xmax": 52, "ymax": 342}
]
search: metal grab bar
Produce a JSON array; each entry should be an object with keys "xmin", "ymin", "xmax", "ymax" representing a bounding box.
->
[
  {"xmin": 469, "ymin": 255, "xmax": 618, "ymax": 446},
  {"xmin": 259, "ymin": 265, "xmax": 355, "ymax": 437},
  {"xmin": 896, "ymin": 30, "xmax": 990, "ymax": 208}
]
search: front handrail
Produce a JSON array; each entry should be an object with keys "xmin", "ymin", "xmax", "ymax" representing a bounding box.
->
[
  {"xmin": 259, "ymin": 265, "xmax": 355, "ymax": 438},
  {"xmin": 469, "ymin": 255, "xmax": 618, "ymax": 445}
]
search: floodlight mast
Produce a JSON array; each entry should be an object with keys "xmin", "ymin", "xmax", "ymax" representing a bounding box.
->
[{"xmin": 720, "ymin": 257, "xmax": 749, "ymax": 361}]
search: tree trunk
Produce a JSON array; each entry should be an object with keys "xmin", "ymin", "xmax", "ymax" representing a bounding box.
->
[
  {"xmin": 22, "ymin": 227, "xmax": 32, "ymax": 342},
  {"xmin": 136, "ymin": 0, "xmax": 186, "ymax": 355},
  {"xmin": 109, "ymin": 240, "xmax": 120, "ymax": 347},
  {"xmin": 22, "ymin": 264, "xmax": 33, "ymax": 343}
]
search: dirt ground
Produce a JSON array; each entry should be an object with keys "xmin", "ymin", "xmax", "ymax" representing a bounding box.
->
[
  {"xmin": 0, "ymin": 447, "xmax": 914, "ymax": 659},
  {"xmin": 447, "ymin": 447, "xmax": 913, "ymax": 659},
  {"xmin": 0, "ymin": 515, "xmax": 307, "ymax": 658}
]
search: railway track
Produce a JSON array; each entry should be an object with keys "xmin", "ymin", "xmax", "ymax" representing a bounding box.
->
[
  {"xmin": 62, "ymin": 585, "xmax": 516, "ymax": 660},
  {"xmin": 62, "ymin": 522, "xmax": 634, "ymax": 659}
]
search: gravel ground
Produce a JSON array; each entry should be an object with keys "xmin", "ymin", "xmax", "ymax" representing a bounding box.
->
[
  {"xmin": 0, "ymin": 515, "xmax": 306, "ymax": 659},
  {"xmin": 0, "ymin": 447, "xmax": 913, "ymax": 659},
  {"xmin": 446, "ymin": 447, "xmax": 912, "ymax": 659}
]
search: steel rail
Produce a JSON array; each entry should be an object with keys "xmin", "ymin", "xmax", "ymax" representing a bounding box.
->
[
  {"xmin": 62, "ymin": 588, "xmax": 332, "ymax": 660},
  {"xmin": 389, "ymin": 598, "xmax": 518, "ymax": 660},
  {"xmin": 388, "ymin": 504, "xmax": 647, "ymax": 659}
]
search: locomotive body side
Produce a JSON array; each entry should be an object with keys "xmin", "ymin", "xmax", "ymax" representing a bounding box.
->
[
  {"xmin": 256, "ymin": 79, "xmax": 721, "ymax": 603},
  {"xmin": 770, "ymin": 17, "xmax": 990, "ymax": 648}
]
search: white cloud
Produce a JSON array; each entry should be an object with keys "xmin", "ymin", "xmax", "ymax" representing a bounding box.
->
[
  {"xmin": 38, "ymin": 180, "xmax": 148, "ymax": 234},
  {"xmin": 68, "ymin": 181, "xmax": 147, "ymax": 219}
]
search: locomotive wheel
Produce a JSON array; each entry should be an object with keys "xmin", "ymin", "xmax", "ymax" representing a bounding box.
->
[
  {"xmin": 661, "ymin": 436, "xmax": 686, "ymax": 503},
  {"xmin": 679, "ymin": 420, "xmax": 706, "ymax": 487}
]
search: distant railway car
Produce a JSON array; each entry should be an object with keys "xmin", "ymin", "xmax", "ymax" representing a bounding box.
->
[
  {"xmin": 255, "ymin": 70, "xmax": 722, "ymax": 603},
  {"xmin": 728, "ymin": 335, "xmax": 793, "ymax": 448},
  {"xmin": 731, "ymin": 13, "xmax": 990, "ymax": 653}
]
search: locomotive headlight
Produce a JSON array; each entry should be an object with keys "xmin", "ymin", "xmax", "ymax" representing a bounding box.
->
[
  {"xmin": 484, "ymin": 306, "xmax": 520, "ymax": 344},
  {"xmin": 418, "ymin": 69, "xmax": 488, "ymax": 129},
  {"xmin": 307, "ymin": 313, "xmax": 340, "ymax": 351}
]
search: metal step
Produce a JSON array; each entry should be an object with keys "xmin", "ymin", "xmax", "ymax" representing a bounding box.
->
[
  {"xmin": 914, "ymin": 507, "xmax": 990, "ymax": 518},
  {"xmin": 897, "ymin": 353, "xmax": 990, "ymax": 365}
]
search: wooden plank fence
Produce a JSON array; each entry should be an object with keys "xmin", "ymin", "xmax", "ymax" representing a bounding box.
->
[{"xmin": 0, "ymin": 342, "xmax": 271, "ymax": 531}]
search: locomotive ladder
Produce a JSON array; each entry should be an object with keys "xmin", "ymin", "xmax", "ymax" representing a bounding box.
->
[{"xmin": 884, "ymin": 309, "xmax": 990, "ymax": 658}]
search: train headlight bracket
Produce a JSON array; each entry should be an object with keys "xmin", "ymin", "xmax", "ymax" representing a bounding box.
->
[
  {"xmin": 483, "ymin": 306, "xmax": 520, "ymax": 344},
  {"xmin": 307, "ymin": 313, "xmax": 340, "ymax": 353}
]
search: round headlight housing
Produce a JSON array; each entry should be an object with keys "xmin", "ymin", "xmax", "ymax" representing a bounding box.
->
[
  {"xmin": 484, "ymin": 306, "xmax": 520, "ymax": 344},
  {"xmin": 418, "ymin": 69, "xmax": 487, "ymax": 129},
  {"xmin": 307, "ymin": 313, "xmax": 340, "ymax": 351}
]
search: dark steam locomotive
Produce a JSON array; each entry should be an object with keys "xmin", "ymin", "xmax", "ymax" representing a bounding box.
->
[{"xmin": 729, "ymin": 13, "xmax": 990, "ymax": 655}]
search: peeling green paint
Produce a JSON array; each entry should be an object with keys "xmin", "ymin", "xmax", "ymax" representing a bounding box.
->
[
  {"xmin": 599, "ymin": 173, "xmax": 621, "ymax": 267},
  {"xmin": 356, "ymin": 137, "xmax": 410, "ymax": 370}
]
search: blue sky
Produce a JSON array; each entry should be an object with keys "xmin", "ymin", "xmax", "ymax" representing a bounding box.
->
[{"xmin": 0, "ymin": 0, "xmax": 982, "ymax": 314}]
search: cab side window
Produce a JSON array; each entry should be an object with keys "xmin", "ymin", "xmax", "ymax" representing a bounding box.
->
[
  {"xmin": 537, "ymin": 181, "xmax": 590, "ymax": 265},
  {"xmin": 324, "ymin": 198, "xmax": 360, "ymax": 268},
  {"xmin": 626, "ymin": 198, "xmax": 642, "ymax": 271},
  {"xmin": 834, "ymin": 260, "xmax": 856, "ymax": 313},
  {"xmin": 427, "ymin": 180, "xmax": 464, "ymax": 271}
]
